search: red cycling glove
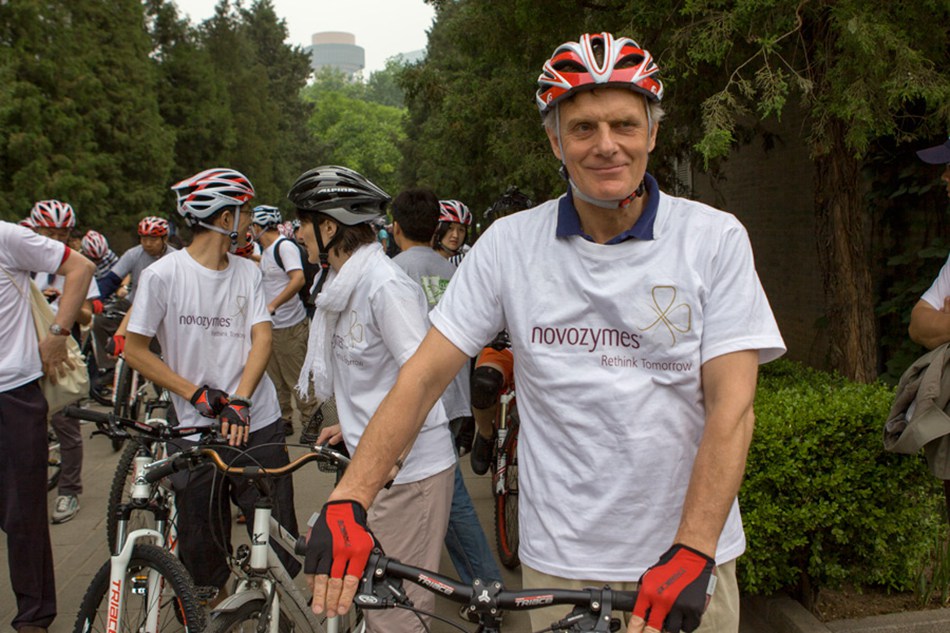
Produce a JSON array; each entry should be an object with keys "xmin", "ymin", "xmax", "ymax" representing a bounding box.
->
[
  {"xmin": 189, "ymin": 385, "xmax": 229, "ymax": 418},
  {"xmin": 220, "ymin": 401, "xmax": 250, "ymax": 429},
  {"xmin": 106, "ymin": 334, "xmax": 125, "ymax": 357},
  {"xmin": 91, "ymin": 299, "xmax": 104, "ymax": 315},
  {"xmin": 304, "ymin": 500, "xmax": 376, "ymax": 579},
  {"xmin": 632, "ymin": 544, "xmax": 716, "ymax": 633}
]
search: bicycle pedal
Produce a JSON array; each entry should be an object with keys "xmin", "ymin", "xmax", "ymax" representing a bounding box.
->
[{"xmin": 194, "ymin": 585, "xmax": 220, "ymax": 604}]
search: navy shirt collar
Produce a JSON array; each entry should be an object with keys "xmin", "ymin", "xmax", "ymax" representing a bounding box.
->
[{"xmin": 555, "ymin": 172, "xmax": 660, "ymax": 244}]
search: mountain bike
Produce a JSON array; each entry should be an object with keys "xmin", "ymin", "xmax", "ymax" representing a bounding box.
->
[
  {"xmin": 147, "ymin": 443, "xmax": 366, "ymax": 633},
  {"xmin": 493, "ymin": 384, "xmax": 520, "ymax": 570},
  {"xmin": 354, "ymin": 549, "xmax": 636, "ymax": 632},
  {"xmin": 63, "ymin": 406, "xmax": 222, "ymax": 633}
]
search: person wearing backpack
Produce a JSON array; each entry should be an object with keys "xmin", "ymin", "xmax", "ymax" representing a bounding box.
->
[{"xmin": 252, "ymin": 205, "xmax": 320, "ymax": 435}]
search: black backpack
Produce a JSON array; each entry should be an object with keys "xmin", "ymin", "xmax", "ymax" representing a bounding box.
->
[{"xmin": 272, "ymin": 237, "xmax": 323, "ymax": 318}]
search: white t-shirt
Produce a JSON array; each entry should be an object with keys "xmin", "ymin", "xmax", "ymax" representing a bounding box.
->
[
  {"xmin": 921, "ymin": 255, "xmax": 950, "ymax": 310},
  {"xmin": 0, "ymin": 223, "xmax": 68, "ymax": 391},
  {"xmin": 128, "ymin": 249, "xmax": 281, "ymax": 431},
  {"xmin": 430, "ymin": 193, "xmax": 786, "ymax": 580},
  {"xmin": 260, "ymin": 238, "xmax": 306, "ymax": 329},
  {"xmin": 330, "ymin": 253, "xmax": 456, "ymax": 484},
  {"xmin": 34, "ymin": 270, "xmax": 100, "ymax": 314}
]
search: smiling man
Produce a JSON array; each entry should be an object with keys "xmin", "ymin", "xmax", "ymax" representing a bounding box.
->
[{"xmin": 303, "ymin": 33, "xmax": 785, "ymax": 633}]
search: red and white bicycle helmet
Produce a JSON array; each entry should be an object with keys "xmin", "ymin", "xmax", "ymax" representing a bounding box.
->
[
  {"xmin": 19, "ymin": 217, "xmax": 35, "ymax": 229},
  {"xmin": 30, "ymin": 200, "xmax": 76, "ymax": 228},
  {"xmin": 171, "ymin": 168, "xmax": 256, "ymax": 225},
  {"xmin": 137, "ymin": 216, "xmax": 169, "ymax": 237},
  {"xmin": 438, "ymin": 200, "xmax": 473, "ymax": 226},
  {"xmin": 536, "ymin": 32, "xmax": 663, "ymax": 114},
  {"xmin": 81, "ymin": 230, "xmax": 110, "ymax": 260}
]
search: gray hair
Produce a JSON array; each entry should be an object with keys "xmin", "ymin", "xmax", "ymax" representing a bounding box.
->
[{"xmin": 542, "ymin": 93, "xmax": 665, "ymax": 133}]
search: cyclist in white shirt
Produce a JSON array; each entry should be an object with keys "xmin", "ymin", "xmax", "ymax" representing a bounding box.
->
[
  {"xmin": 250, "ymin": 204, "xmax": 319, "ymax": 434},
  {"xmin": 305, "ymin": 33, "xmax": 786, "ymax": 633},
  {"xmin": 30, "ymin": 200, "xmax": 100, "ymax": 524},
  {"xmin": 0, "ymin": 220, "xmax": 94, "ymax": 633},
  {"xmin": 293, "ymin": 166, "xmax": 456, "ymax": 633},
  {"xmin": 125, "ymin": 168, "xmax": 298, "ymax": 596}
]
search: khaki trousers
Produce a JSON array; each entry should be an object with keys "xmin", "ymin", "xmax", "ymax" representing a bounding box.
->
[
  {"xmin": 522, "ymin": 558, "xmax": 739, "ymax": 632},
  {"xmin": 364, "ymin": 466, "xmax": 455, "ymax": 633},
  {"xmin": 266, "ymin": 319, "xmax": 319, "ymax": 422}
]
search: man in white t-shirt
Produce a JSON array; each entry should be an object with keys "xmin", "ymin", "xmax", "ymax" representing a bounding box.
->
[
  {"xmin": 250, "ymin": 205, "xmax": 319, "ymax": 434},
  {"xmin": 306, "ymin": 34, "xmax": 786, "ymax": 633},
  {"xmin": 29, "ymin": 200, "xmax": 100, "ymax": 525},
  {"xmin": 0, "ymin": 221, "xmax": 95, "ymax": 633},
  {"xmin": 125, "ymin": 168, "xmax": 298, "ymax": 595}
]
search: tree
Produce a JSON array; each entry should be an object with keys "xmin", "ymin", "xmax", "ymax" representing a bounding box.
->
[
  {"xmin": 662, "ymin": 0, "xmax": 950, "ymax": 381},
  {"xmin": 0, "ymin": 0, "xmax": 174, "ymax": 228}
]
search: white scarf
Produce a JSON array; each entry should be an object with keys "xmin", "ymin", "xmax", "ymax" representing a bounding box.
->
[{"xmin": 297, "ymin": 242, "xmax": 385, "ymax": 402}]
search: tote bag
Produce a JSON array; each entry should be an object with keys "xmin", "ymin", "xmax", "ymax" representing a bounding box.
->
[{"xmin": 0, "ymin": 266, "xmax": 88, "ymax": 412}]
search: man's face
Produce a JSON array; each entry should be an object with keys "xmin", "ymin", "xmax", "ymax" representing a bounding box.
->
[
  {"xmin": 441, "ymin": 223, "xmax": 466, "ymax": 251},
  {"xmin": 140, "ymin": 235, "xmax": 166, "ymax": 256},
  {"xmin": 545, "ymin": 88, "xmax": 658, "ymax": 204},
  {"xmin": 36, "ymin": 226, "xmax": 70, "ymax": 243}
]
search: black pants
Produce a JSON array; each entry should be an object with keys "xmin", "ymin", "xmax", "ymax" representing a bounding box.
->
[
  {"xmin": 0, "ymin": 380, "xmax": 56, "ymax": 630},
  {"xmin": 169, "ymin": 420, "xmax": 299, "ymax": 588}
]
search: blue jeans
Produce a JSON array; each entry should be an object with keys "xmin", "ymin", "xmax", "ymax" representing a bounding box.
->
[{"xmin": 444, "ymin": 464, "xmax": 502, "ymax": 584}]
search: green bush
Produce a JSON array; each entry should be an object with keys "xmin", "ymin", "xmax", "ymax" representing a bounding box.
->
[{"xmin": 738, "ymin": 360, "xmax": 944, "ymax": 598}]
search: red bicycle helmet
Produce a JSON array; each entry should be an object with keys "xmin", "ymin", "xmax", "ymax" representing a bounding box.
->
[
  {"xmin": 536, "ymin": 32, "xmax": 662, "ymax": 115},
  {"xmin": 171, "ymin": 168, "xmax": 255, "ymax": 225},
  {"xmin": 438, "ymin": 200, "xmax": 473, "ymax": 226},
  {"xmin": 81, "ymin": 230, "xmax": 110, "ymax": 260},
  {"xmin": 137, "ymin": 216, "xmax": 169, "ymax": 237},
  {"xmin": 30, "ymin": 200, "xmax": 76, "ymax": 228}
]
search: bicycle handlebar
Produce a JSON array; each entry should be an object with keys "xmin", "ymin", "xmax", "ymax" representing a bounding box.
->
[
  {"xmin": 355, "ymin": 550, "xmax": 635, "ymax": 632},
  {"xmin": 143, "ymin": 443, "xmax": 353, "ymax": 484},
  {"xmin": 63, "ymin": 405, "xmax": 216, "ymax": 443}
]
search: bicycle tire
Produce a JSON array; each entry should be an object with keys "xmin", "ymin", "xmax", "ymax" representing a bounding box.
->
[
  {"xmin": 72, "ymin": 543, "xmax": 205, "ymax": 633},
  {"xmin": 106, "ymin": 440, "xmax": 167, "ymax": 551},
  {"xmin": 48, "ymin": 432, "xmax": 61, "ymax": 492},
  {"xmin": 493, "ymin": 408, "xmax": 520, "ymax": 570}
]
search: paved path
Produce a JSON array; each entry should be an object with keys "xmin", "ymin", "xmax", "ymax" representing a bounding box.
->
[{"xmin": 1, "ymin": 412, "xmax": 768, "ymax": 632}]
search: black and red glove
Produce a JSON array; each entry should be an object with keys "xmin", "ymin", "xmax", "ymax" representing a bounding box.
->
[
  {"xmin": 632, "ymin": 544, "xmax": 716, "ymax": 633},
  {"xmin": 91, "ymin": 299, "xmax": 104, "ymax": 315},
  {"xmin": 105, "ymin": 334, "xmax": 125, "ymax": 357},
  {"xmin": 189, "ymin": 385, "xmax": 229, "ymax": 419},
  {"xmin": 220, "ymin": 400, "xmax": 250, "ymax": 429},
  {"xmin": 304, "ymin": 500, "xmax": 376, "ymax": 579}
]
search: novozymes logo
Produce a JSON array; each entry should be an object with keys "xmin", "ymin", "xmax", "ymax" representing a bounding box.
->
[
  {"xmin": 179, "ymin": 314, "xmax": 232, "ymax": 329},
  {"xmin": 530, "ymin": 326, "xmax": 641, "ymax": 353}
]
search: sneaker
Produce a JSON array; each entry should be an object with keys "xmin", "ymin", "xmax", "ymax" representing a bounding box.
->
[
  {"xmin": 470, "ymin": 433, "xmax": 493, "ymax": 476},
  {"xmin": 281, "ymin": 417, "xmax": 294, "ymax": 436},
  {"xmin": 51, "ymin": 494, "xmax": 80, "ymax": 524},
  {"xmin": 299, "ymin": 408, "xmax": 324, "ymax": 445}
]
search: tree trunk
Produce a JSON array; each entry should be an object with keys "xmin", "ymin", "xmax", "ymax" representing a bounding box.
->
[{"xmin": 813, "ymin": 120, "xmax": 878, "ymax": 382}]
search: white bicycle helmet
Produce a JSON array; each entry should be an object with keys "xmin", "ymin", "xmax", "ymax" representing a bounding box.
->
[
  {"xmin": 30, "ymin": 200, "xmax": 76, "ymax": 228},
  {"xmin": 81, "ymin": 230, "xmax": 110, "ymax": 260}
]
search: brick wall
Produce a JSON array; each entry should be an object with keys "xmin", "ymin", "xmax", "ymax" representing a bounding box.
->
[{"xmin": 688, "ymin": 110, "xmax": 830, "ymax": 369}]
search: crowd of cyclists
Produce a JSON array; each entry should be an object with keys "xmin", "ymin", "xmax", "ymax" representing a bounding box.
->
[{"xmin": 0, "ymin": 31, "xmax": 798, "ymax": 633}]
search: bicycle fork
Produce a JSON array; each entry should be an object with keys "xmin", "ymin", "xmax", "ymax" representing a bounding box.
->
[
  {"xmin": 108, "ymin": 528, "xmax": 167, "ymax": 633},
  {"xmin": 494, "ymin": 392, "xmax": 515, "ymax": 496}
]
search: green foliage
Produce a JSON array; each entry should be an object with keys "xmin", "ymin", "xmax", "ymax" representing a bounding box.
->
[{"xmin": 739, "ymin": 360, "xmax": 944, "ymax": 596}]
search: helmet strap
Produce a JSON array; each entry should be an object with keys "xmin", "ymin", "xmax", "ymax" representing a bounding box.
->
[{"xmin": 196, "ymin": 206, "xmax": 241, "ymax": 253}]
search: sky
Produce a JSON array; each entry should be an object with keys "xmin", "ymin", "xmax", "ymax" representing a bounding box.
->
[{"xmin": 173, "ymin": 0, "xmax": 436, "ymax": 75}]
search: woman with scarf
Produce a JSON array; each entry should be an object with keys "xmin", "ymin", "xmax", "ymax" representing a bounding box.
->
[{"xmin": 291, "ymin": 166, "xmax": 456, "ymax": 633}]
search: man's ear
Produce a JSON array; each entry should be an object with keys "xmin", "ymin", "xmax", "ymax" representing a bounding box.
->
[{"xmin": 544, "ymin": 121, "xmax": 562, "ymax": 161}]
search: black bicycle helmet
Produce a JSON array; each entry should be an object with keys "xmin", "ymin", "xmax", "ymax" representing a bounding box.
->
[{"xmin": 287, "ymin": 165, "xmax": 390, "ymax": 225}]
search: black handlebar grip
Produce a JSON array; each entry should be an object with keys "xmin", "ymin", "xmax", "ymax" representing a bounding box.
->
[
  {"xmin": 62, "ymin": 406, "xmax": 111, "ymax": 425},
  {"xmin": 143, "ymin": 455, "xmax": 190, "ymax": 483}
]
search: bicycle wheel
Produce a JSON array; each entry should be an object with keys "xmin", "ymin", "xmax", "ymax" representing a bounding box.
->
[
  {"xmin": 48, "ymin": 431, "xmax": 61, "ymax": 492},
  {"xmin": 205, "ymin": 599, "xmax": 295, "ymax": 633},
  {"xmin": 73, "ymin": 543, "xmax": 205, "ymax": 633},
  {"xmin": 494, "ymin": 410, "xmax": 520, "ymax": 569},
  {"xmin": 111, "ymin": 360, "xmax": 141, "ymax": 451},
  {"xmin": 106, "ymin": 440, "xmax": 167, "ymax": 551}
]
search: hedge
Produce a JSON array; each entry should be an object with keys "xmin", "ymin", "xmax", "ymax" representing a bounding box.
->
[{"xmin": 738, "ymin": 360, "xmax": 944, "ymax": 597}]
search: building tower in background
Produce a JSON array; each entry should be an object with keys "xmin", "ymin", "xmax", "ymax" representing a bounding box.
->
[{"xmin": 307, "ymin": 31, "xmax": 365, "ymax": 77}]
